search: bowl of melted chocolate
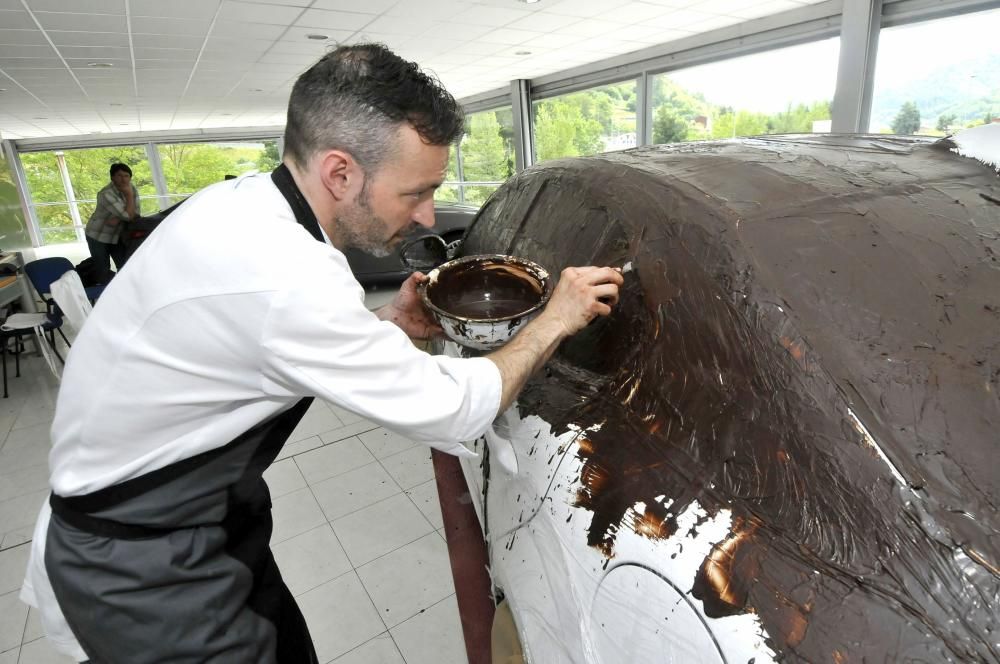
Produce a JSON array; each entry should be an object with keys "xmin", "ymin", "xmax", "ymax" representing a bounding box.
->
[{"xmin": 420, "ymin": 254, "xmax": 552, "ymax": 350}]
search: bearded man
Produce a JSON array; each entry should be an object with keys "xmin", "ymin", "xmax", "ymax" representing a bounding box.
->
[{"xmin": 21, "ymin": 43, "xmax": 622, "ymax": 663}]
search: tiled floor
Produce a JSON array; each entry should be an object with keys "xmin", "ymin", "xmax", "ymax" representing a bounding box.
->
[{"xmin": 0, "ymin": 284, "xmax": 470, "ymax": 664}]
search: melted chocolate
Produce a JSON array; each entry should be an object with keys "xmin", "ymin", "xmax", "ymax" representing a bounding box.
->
[
  {"xmin": 427, "ymin": 257, "xmax": 545, "ymax": 320},
  {"xmin": 461, "ymin": 135, "xmax": 1000, "ymax": 662}
]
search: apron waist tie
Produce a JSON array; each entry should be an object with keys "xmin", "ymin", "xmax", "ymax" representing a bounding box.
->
[{"xmin": 48, "ymin": 493, "xmax": 222, "ymax": 540}]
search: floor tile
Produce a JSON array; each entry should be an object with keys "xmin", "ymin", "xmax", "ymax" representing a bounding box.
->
[
  {"xmin": 269, "ymin": 488, "xmax": 326, "ymax": 546},
  {"xmin": 0, "ymin": 544, "xmax": 29, "ymax": 596},
  {"xmin": 0, "ymin": 590, "xmax": 28, "ymax": 653},
  {"xmin": 0, "ymin": 491, "xmax": 47, "ymax": 545},
  {"xmin": 326, "ymin": 403, "xmax": 367, "ymax": 426},
  {"xmin": 14, "ymin": 636, "xmax": 74, "ymax": 663},
  {"xmin": 288, "ymin": 401, "xmax": 344, "ymax": 444},
  {"xmin": 263, "ymin": 458, "xmax": 307, "ymax": 499},
  {"xmin": 390, "ymin": 595, "xmax": 468, "ymax": 664},
  {"xmin": 331, "ymin": 633, "xmax": 404, "ymax": 664},
  {"xmin": 0, "ymin": 648, "xmax": 18, "ymax": 664},
  {"xmin": 275, "ymin": 435, "xmax": 324, "ymax": 462},
  {"xmin": 405, "ymin": 480, "xmax": 444, "ymax": 530},
  {"xmin": 311, "ymin": 463, "xmax": 400, "ymax": 523},
  {"xmin": 22, "ymin": 607, "xmax": 43, "ymax": 644},
  {"xmin": 380, "ymin": 446, "xmax": 434, "ymax": 491},
  {"xmin": 0, "ymin": 422, "xmax": 51, "ymax": 455},
  {"xmin": 357, "ymin": 428, "xmax": 417, "ymax": 460},
  {"xmin": 294, "ymin": 438, "xmax": 375, "ymax": 487},
  {"xmin": 0, "ymin": 526, "xmax": 33, "ymax": 551},
  {"xmin": 0, "ymin": 425, "xmax": 50, "ymax": 475},
  {"xmin": 0, "ymin": 462, "xmax": 49, "ymax": 504},
  {"xmin": 11, "ymin": 400, "xmax": 57, "ymax": 432},
  {"xmin": 356, "ymin": 533, "xmax": 455, "ymax": 628},
  {"xmin": 273, "ymin": 524, "xmax": 352, "ymax": 597},
  {"xmin": 332, "ymin": 493, "xmax": 434, "ymax": 567},
  {"xmin": 297, "ymin": 572, "xmax": 385, "ymax": 663},
  {"xmin": 319, "ymin": 419, "xmax": 380, "ymax": 445}
]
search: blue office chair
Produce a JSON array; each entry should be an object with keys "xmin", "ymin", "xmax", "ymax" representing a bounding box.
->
[{"xmin": 24, "ymin": 257, "xmax": 105, "ymax": 316}]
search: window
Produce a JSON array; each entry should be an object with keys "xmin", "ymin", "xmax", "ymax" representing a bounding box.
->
[
  {"xmin": 650, "ymin": 38, "xmax": 840, "ymax": 144},
  {"xmin": 533, "ymin": 80, "xmax": 638, "ymax": 162},
  {"xmin": 437, "ymin": 107, "xmax": 517, "ymax": 207},
  {"xmin": 0, "ymin": 150, "xmax": 32, "ymax": 250},
  {"xmin": 159, "ymin": 140, "xmax": 280, "ymax": 206},
  {"xmin": 869, "ymin": 9, "xmax": 1000, "ymax": 135},
  {"xmin": 20, "ymin": 146, "xmax": 154, "ymax": 245}
]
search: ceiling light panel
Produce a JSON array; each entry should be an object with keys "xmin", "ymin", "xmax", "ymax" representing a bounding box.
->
[
  {"xmin": 34, "ymin": 12, "xmax": 129, "ymax": 32},
  {"xmin": 129, "ymin": 17, "xmax": 213, "ymax": 36},
  {"xmin": 312, "ymin": 0, "xmax": 398, "ymax": 13},
  {"xmin": 129, "ymin": 0, "xmax": 222, "ymax": 20},
  {"xmin": 48, "ymin": 31, "xmax": 131, "ymax": 47},
  {"xmin": 219, "ymin": 0, "xmax": 304, "ymax": 25},
  {"xmin": 0, "ymin": 9, "xmax": 37, "ymax": 30},
  {"xmin": 294, "ymin": 8, "xmax": 374, "ymax": 31}
]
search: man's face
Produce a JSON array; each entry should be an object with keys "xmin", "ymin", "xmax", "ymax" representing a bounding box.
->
[
  {"xmin": 333, "ymin": 124, "xmax": 448, "ymax": 257},
  {"xmin": 111, "ymin": 170, "xmax": 131, "ymax": 190}
]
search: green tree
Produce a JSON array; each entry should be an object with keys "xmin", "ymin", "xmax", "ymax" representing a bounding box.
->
[
  {"xmin": 711, "ymin": 109, "xmax": 770, "ymax": 139},
  {"xmin": 891, "ymin": 102, "xmax": 921, "ymax": 134},
  {"xmin": 534, "ymin": 98, "xmax": 603, "ymax": 162},
  {"xmin": 767, "ymin": 101, "xmax": 831, "ymax": 134},
  {"xmin": 652, "ymin": 107, "xmax": 688, "ymax": 143},
  {"xmin": 461, "ymin": 112, "xmax": 508, "ymax": 205},
  {"xmin": 256, "ymin": 140, "xmax": 280, "ymax": 172},
  {"xmin": 936, "ymin": 114, "xmax": 957, "ymax": 132}
]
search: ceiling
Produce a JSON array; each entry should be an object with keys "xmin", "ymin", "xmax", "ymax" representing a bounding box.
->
[{"xmin": 0, "ymin": 0, "xmax": 827, "ymax": 140}]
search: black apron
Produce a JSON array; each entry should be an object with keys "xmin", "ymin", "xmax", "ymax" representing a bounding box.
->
[{"xmin": 45, "ymin": 166, "xmax": 326, "ymax": 663}]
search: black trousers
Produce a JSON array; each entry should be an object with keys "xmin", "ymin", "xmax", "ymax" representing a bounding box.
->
[{"xmin": 85, "ymin": 236, "xmax": 126, "ymax": 273}]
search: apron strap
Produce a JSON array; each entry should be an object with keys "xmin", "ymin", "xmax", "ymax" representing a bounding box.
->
[{"xmin": 271, "ymin": 163, "xmax": 325, "ymax": 243}]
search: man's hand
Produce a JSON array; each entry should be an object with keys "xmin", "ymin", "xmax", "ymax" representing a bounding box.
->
[
  {"xmin": 487, "ymin": 265, "xmax": 623, "ymax": 412},
  {"xmin": 541, "ymin": 266, "xmax": 623, "ymax": 336},
  {"xmin": 375, "ymin": 272, "xmax": 443, "ymax": 341}
]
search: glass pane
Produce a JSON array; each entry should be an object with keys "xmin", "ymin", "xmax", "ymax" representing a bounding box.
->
[
  {"xmin": 462, "ymin": 184, "xmax": 499, "ymax": 207},
  {"xmin": 0, "ymin": 150, "xmax": 33, "ymax": 251},
  {"xmin": 434, "ymin": 183, "xmax": 460, "ymax": 204},
  {"xmin": 35, "ymin": 204, "xmax": 78, "ymax": 245},
  {"xmin": 533, "ymin": 80, "xmax": 638, "ymax": 162},
  {"xmin": 869, "ymin": 8, "xmax": 1000, "ymax": 134},
  {"xmin": 20, "ymin": 152, "xmax": 67, "ymax": 206},
  {"xmin": 62, "ymin": 146, "xmax": 155, "ymax": 204},
  {"xmin": 650, "ymin": 38, "xmax": 839, "ymax": 144},
  {"xmin": 158, "ymin": 140, "xmax": 278, "ymax": 199},
  {"xmin": 461, "ymin": 107, "xmax": 516, "ymax": 185}
]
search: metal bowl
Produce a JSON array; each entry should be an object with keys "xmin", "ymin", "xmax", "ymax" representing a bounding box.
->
[{"xmin": 419, "ymin": 254, "xmax": 552, "ymax": 351}]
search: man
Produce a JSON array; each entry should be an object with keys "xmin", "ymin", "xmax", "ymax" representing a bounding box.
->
[
  {"xmin": 85, "ymin": 162, "xmax": 140, "ymax": 274},
  {"xmin": 22, "ymin": 44, "xmax": 622, "ymax": 662}
]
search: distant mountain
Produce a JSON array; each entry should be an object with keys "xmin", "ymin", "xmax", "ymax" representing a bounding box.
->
[{"xmin": 871, "ymin": 53, "xmax": 1000, "ymax": 130}]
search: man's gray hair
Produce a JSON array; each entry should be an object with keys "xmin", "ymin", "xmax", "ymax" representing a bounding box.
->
[{"xmin": 284, "ymin": 43, "xmax": 464, "ymax": 174}]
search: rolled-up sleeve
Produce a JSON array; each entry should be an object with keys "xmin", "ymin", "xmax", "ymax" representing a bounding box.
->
[{"xmin": 257, "ymin": 270, "xmax": 501, "ymax": 456}]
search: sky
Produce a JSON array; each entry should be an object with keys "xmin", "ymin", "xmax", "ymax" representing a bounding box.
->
[{"xmin": 661, "ymin": 8, "xmax": 1000, "ymax": 115}]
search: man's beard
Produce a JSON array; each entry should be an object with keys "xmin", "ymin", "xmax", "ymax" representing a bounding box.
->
[{"xmin": 332, "ymin": 184, "xmax": 401, "ymax": 258}]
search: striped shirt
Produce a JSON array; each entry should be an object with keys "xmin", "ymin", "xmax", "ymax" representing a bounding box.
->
[{"xmin": 85, "ymin": 182, "xmax": 141, "ymax": 244}]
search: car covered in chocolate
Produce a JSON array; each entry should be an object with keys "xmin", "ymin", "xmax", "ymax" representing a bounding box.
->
[{"xmin": 448, "ymin": 133, "xmax": 999, "ymax": 663}]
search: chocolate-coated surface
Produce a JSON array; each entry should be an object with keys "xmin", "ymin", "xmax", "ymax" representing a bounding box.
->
[{"xmin": 460, "ymin": 134, "xmax": 999, "ymax": 662}]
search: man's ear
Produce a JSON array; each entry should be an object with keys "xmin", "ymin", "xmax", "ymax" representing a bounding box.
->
[{"xmin": 317, "ymin": 149, "xmax": 363, "ymax": 203}]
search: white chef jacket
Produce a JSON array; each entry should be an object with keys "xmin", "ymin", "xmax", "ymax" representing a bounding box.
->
[{"xmin": 22, "ymin": 171, "xmax": 501, "ymax": 660}]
